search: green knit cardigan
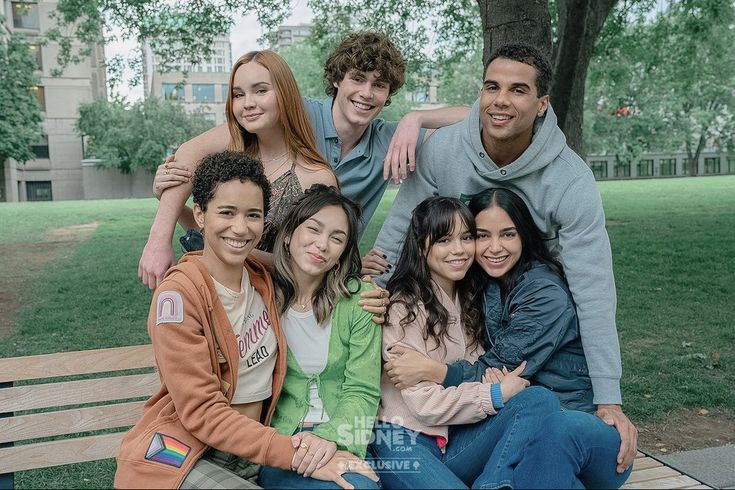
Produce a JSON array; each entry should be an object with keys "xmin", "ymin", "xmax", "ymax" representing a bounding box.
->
[{"xmin": 270, "ymin": 280, "xmax": 382, "ymax": 458}]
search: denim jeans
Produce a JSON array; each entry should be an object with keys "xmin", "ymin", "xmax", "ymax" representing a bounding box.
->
[
  {"xmin": 371, "ymin": 386, "xmax": 560, "ymax": 489},
  {"xmin": 513, "ymin": 410, "xmax": 633, "ymax": 489},
  {"xmin": 258, "ymin": 425, "xmax": 380, "ymax": 490}
]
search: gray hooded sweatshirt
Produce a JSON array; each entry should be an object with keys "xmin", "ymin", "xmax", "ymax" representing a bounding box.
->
[{"xmin": 373, "ymin": 100, "xmax": 622, "ymax": 405}]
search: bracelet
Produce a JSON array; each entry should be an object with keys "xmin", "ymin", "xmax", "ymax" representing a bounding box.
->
[{"xmin": 490, "ymin": 383, "xmax": 505, "ymax": 410}]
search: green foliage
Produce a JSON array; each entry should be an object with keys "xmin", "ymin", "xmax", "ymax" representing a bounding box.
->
[
  {"xmin": 0, "ymin": 29, "xmax": 44, "ymax": 163},
  {"xmin": 76, "ymin": 97, "xmax": 214, "ymax": 173},
  {"xmin": 585, "ymin": 0, "xmax": 735, "ymax": 164},
  {"xmin": 278, "ymin": 40, "xmax": 327, "ymax": 99},
  {"xmin": 436, "ymin": 45, "xmax": 483, "ymax": 106},
  {"xmin": 46, "ymin": 0, "xmax": 292, "ymax": 87}
]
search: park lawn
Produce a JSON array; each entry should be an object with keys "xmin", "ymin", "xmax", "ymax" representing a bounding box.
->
[{"xmin": 0, "ymin": 176, "xmax": 734, "ymax": 488}]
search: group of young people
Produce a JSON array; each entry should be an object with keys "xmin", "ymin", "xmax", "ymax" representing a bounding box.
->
[{"xmin": 117, "ymin": 31, "xmax": 637, "ymax": 489}]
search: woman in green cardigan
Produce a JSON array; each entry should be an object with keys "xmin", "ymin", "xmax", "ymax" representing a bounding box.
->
[{"xmin": 259, "ymin": 185, "xmax": 383, "ymax": 490}]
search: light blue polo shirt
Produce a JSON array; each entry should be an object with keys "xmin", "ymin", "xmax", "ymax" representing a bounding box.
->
[{"xmin": 303, "ymin": 97, "xmax": 425, "ymax": 236}]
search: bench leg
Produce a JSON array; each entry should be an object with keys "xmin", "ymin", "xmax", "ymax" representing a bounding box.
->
[{"xmin": 0, "ymin": 381, "xmax": 14, "ymax": 490}]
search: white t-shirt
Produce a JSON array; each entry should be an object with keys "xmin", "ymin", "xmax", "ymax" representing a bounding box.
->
[
  {"xmin": 282, "ymin": 308, "xmax": 331, "ymax": 423},
  {"xmin": 213, "ymin": 270, "xmax": 278, "ymax": 404}
]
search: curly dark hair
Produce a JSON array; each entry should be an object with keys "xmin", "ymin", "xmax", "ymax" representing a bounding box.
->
[
  {"xmin": 191, "ymin": 151, "xmax": 271, "ymax": 215},
  {"xmin": 485, "ymin": 43, "xmax": 553, "ymax": 97},
  {"xmin": 324, "ymin": 31, "xmax": 406, "ymax": 107},
  {"xmin": 386, "ymin": 197, "xmax": 486, "ymax": 354}
]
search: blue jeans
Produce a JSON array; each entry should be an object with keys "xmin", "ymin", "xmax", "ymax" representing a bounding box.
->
[
  {"xmin": 259, "ymin": 465, "xmax": 380, "ymax": 489},
  {"xmin": 513, "ymin": 410, "xmax": 633, "ymax": 489},
  {"xmin": 258, "ymin": 425, "xmax": 379, "ymax": 490},
  {"xmin": 371, "ymin": 386, "xmax": 560, "ymax": 489}
]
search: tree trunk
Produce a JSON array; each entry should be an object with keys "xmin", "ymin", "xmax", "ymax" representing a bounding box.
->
[
  {"xmin": 685, "ymin": 133, "xmax": 706, "ymax": 176},
  {"xmin": 477, "ymin": 0, "xmax": 617, "ymax": 158},
  {"xmin": 550, "ymin": 0, "xmax": 617, "ymax": 158},
  {"xmin": 477, "ymin": 0, "xmax": 552, "ymax": 64}
]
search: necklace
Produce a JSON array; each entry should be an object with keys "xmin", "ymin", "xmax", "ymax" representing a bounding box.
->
[
  {"xmin": 294, "ymin": 298, "xmax": 311, "ymax": 311},
  {"xmin": 265, "ymin": 157, "xmax": 291, "ymax": 180},
  {"xmin": 260, "ymin": 150, "xmax": 288, "ymax": 163}
]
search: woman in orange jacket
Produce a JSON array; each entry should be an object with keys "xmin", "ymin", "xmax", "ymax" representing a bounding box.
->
[{"xmin": 115, "ymin": 151, "xmax": 373, "ymax": 489}]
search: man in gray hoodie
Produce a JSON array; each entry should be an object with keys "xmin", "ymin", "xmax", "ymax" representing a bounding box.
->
[{"xmin": 365, "ymin": 43, "xmax": 638, "ymax": 473}]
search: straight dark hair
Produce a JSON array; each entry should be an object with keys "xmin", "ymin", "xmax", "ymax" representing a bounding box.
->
[
  {"xmin": 469, "ymin": 188, "xmax": 564, "ymax": 292},
  {"xmin": 272, "ymin": 185, "xmax": 363, "ymax": 323},
  {"xmin": 387, "ymin": 197, "xmax": 485, "ymax": 352}
]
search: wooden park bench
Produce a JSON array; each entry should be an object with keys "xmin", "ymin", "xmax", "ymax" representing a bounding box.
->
[{"xmin": 0, "ymin": 345, "xmax": 713, "ymax": 489}]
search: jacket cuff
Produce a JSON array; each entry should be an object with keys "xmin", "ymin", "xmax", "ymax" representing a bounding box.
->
[
  {"xmin": 264, "ymin": 432, "xmax": 298, "ymax": 470},
  {"xmin": 442, "ymin": 363, "xmax": 462, "ymax": 388},
  {"xmin": 590, "ymin": 376, "xmax": 622, "ymax": 405}
]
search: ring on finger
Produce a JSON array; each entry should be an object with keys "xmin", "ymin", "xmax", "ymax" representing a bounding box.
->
[{"xmin": 300, "ymin": 443, "xmax": 309, "ymax": 449}]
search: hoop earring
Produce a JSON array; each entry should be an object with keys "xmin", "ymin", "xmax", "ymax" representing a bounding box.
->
[{"xmin": 332, "ymin": 262, "xmax": 340, "ymax": 274}]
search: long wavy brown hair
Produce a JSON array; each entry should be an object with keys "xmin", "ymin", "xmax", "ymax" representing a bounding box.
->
[{"xmin": 225, "ymin": 50, "xmax": 337, "ymax": 184}]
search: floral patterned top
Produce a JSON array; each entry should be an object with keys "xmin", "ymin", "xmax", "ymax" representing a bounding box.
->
[{"xmin": 258, "ymin": 165, "xmax": 303, "ymax": 253}]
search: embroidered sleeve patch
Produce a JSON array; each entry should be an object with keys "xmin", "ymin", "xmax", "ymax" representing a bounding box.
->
[
  {"xmin": 156, "ymin": 290, "xmax": 184, "ymax": 325},
  {"xmin": 145, "ymin": 432, "xmax": 191, "ymax": 468}
]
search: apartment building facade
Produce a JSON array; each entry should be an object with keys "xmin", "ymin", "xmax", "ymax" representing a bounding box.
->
[
  {"xmin": 587, "ymin": 150, "xmax": 735, "ymax": 181},
  {"xmin": 1, "ymin": 0, "xmax": 107, "ymax": 202},
  {"xmin": 142, "ymin": 36, "xmax": 232, "ymax": 126}
]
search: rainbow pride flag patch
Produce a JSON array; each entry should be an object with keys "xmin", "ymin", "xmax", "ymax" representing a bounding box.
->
[{"xmin": 145, "ymin": 432, "xmax": 190, "ymax": 468}]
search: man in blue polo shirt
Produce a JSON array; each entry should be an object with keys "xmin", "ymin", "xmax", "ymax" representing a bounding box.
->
[{"xmin": 138, "ymin": 31, "xmax": 468, "ymax": 289}]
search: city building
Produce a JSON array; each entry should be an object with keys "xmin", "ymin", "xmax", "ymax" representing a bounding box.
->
[
  {"xmin": 1, "ymin": 0, "xmax": 107, "ymax": 202},
  {"xmin": 274, "ymin": 23, "xmax": 311, "ymax": 50},
  {"xmin": 587, "ymin": 150, "xmax": 735, "ymax": 180},
  {"xmin": 142, "ymin": 36, "xmax": 232, "ymax": 126}
]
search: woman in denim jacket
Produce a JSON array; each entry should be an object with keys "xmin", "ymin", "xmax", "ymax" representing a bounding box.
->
[{"xmin": 385, "ymin": 188, "xmax": 632, "ymax": 489}]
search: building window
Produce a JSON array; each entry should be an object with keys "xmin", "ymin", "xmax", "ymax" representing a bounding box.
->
[
  {"xmin": 221, "ymin": 84, "xmax": 229, "ymax": 102},
  {"xmin": 192, "ymin": 84, "xmax": 215, "ymax": 103},
  {"xmin": 590, "ymin": 161, "xmax": 608, "ymax": 180},
  {"xmin": 12, "ymin": 1, "xmax": 40, "ymax": 30},
  {"xmin": 614, "ymin": 162, "xmax": 631, "ymax": 178},
  {"xmin": 637, "ymin": 159, "xmax": 653, "ymax": 177},
  {"xmin": 704, "ymin": 157, "xmax": 721, "ymax": 174},
  {"xmin": 32, "ymin": 85, "xmax": 46, "ymax": 112},
  {"xmin": 26, "ymin": 181, "xmax": 52, "ymax": 201},
  {"xmin": 659, "ymin": 158, "xmax": 676, "ymax": 176},
  {"xmin": 728, "ymin": 157, "xmax": 735, "ymax": 174},
  {"xmin": 162, "ymin": 83, "xmax": 182, "ymax": 101},
  {"xmin": 31, "ymin": 134, "xmax": 49, "ymax": 159},
  {"xmin": 30, "ymin": 43, "xmax": 43, "ymax": 70}
]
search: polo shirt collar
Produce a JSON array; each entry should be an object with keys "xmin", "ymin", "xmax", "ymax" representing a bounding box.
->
[{"xmin": 323, "ymin": 97, "xmax": 339, "ymax": 139}]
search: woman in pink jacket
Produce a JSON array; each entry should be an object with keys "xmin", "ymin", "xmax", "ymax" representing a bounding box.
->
[{"xmin": 371, "ymin": 196, "xmax": 559, "ymax": 489}]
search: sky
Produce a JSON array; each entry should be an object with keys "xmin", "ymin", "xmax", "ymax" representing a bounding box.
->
[{"xmin": 105, "ymin": 1, "xmax": 313, "ymax": 101}]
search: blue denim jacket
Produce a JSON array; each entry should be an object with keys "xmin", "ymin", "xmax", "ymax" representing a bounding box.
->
[{"xmin": 443, "ymin": 261, "xmax": 594, "ymax": 413}]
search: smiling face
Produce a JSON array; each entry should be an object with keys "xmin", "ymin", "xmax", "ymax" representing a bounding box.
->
[
  {"xmin": 288, "ymin": 205, "xmax": 349, "ymax": 281},
  {"xmin": 474, "ymin": 205, "xmax": 522, "ymax": 281},
  {"xmin": 479, "ymin": 58, "xmax": 549, "ymax": 160},
  {"xmin": 332, "ymin": 69, "xmax": 390, "ymax": 130},
  {"xmin": 231, "ymin": 61, "xmax": 281, "ymax": 134},
  {"xmin": 424, "ymin": 214, "xmax": 475, "ymax": 296},
  {"xmin": 194, "ymin": 179, "xmax": 265, "ymax": 279}
]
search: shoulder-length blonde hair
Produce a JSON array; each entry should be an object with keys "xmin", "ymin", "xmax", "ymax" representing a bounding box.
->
[{"xmin": 225, "ymin": 50, "xmax": 337, "ymax": 183}]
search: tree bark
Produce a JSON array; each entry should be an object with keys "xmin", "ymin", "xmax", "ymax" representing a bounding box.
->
[
  {"xmin": 685, "ymin": 133, "xmax": 705, "ymax": 176},
  {"xmin": 550, "ymin": 0, "xmax": 617, "ymax": 158},
  {"xmin": 478, "ymin": 0, "xmax": 617, "ymax": 158},
  {"xmin": 477, "ymin": 0, "xmax": 552, "ymax": 64}
]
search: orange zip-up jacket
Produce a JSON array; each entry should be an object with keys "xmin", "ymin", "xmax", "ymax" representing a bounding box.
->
[{"xmin": 115, "ymin": 252, "xmax": 294, "ymax": 489}]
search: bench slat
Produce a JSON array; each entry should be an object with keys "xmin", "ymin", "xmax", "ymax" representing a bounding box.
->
[
  {"xmin": 0, "ymin": 345, "xmax": 155, "ymax": 383},
  {"xmin": 622, "ymin": 475, "xmax": 703, "ymax": 489},
  {"xmin": 0, "ymin": 400, "xmax": 146, "ymax": 444},
  {"xmin": 0, "ymin": 432, "xmax": 126, "ymax": 474},
  {"xmin": 626, "ymin": 466, "xmax": 687, "ymax": 484},
  {"xmin": 0, "ymin": 373, "xmax": 159, "ymax": 412},
  {"xmin": 634, "ymin": 457, "xmax": 664, "ymax": 471}
]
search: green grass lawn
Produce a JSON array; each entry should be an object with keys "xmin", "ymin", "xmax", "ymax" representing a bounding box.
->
[{"xmin": 1, "ymin": 176, "xmax": 734, "ymax": 487}]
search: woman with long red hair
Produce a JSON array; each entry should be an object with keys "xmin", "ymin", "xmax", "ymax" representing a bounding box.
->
[{"xmin": 141, "ymin": 50, "xmax": 338, "ymax": 278}]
